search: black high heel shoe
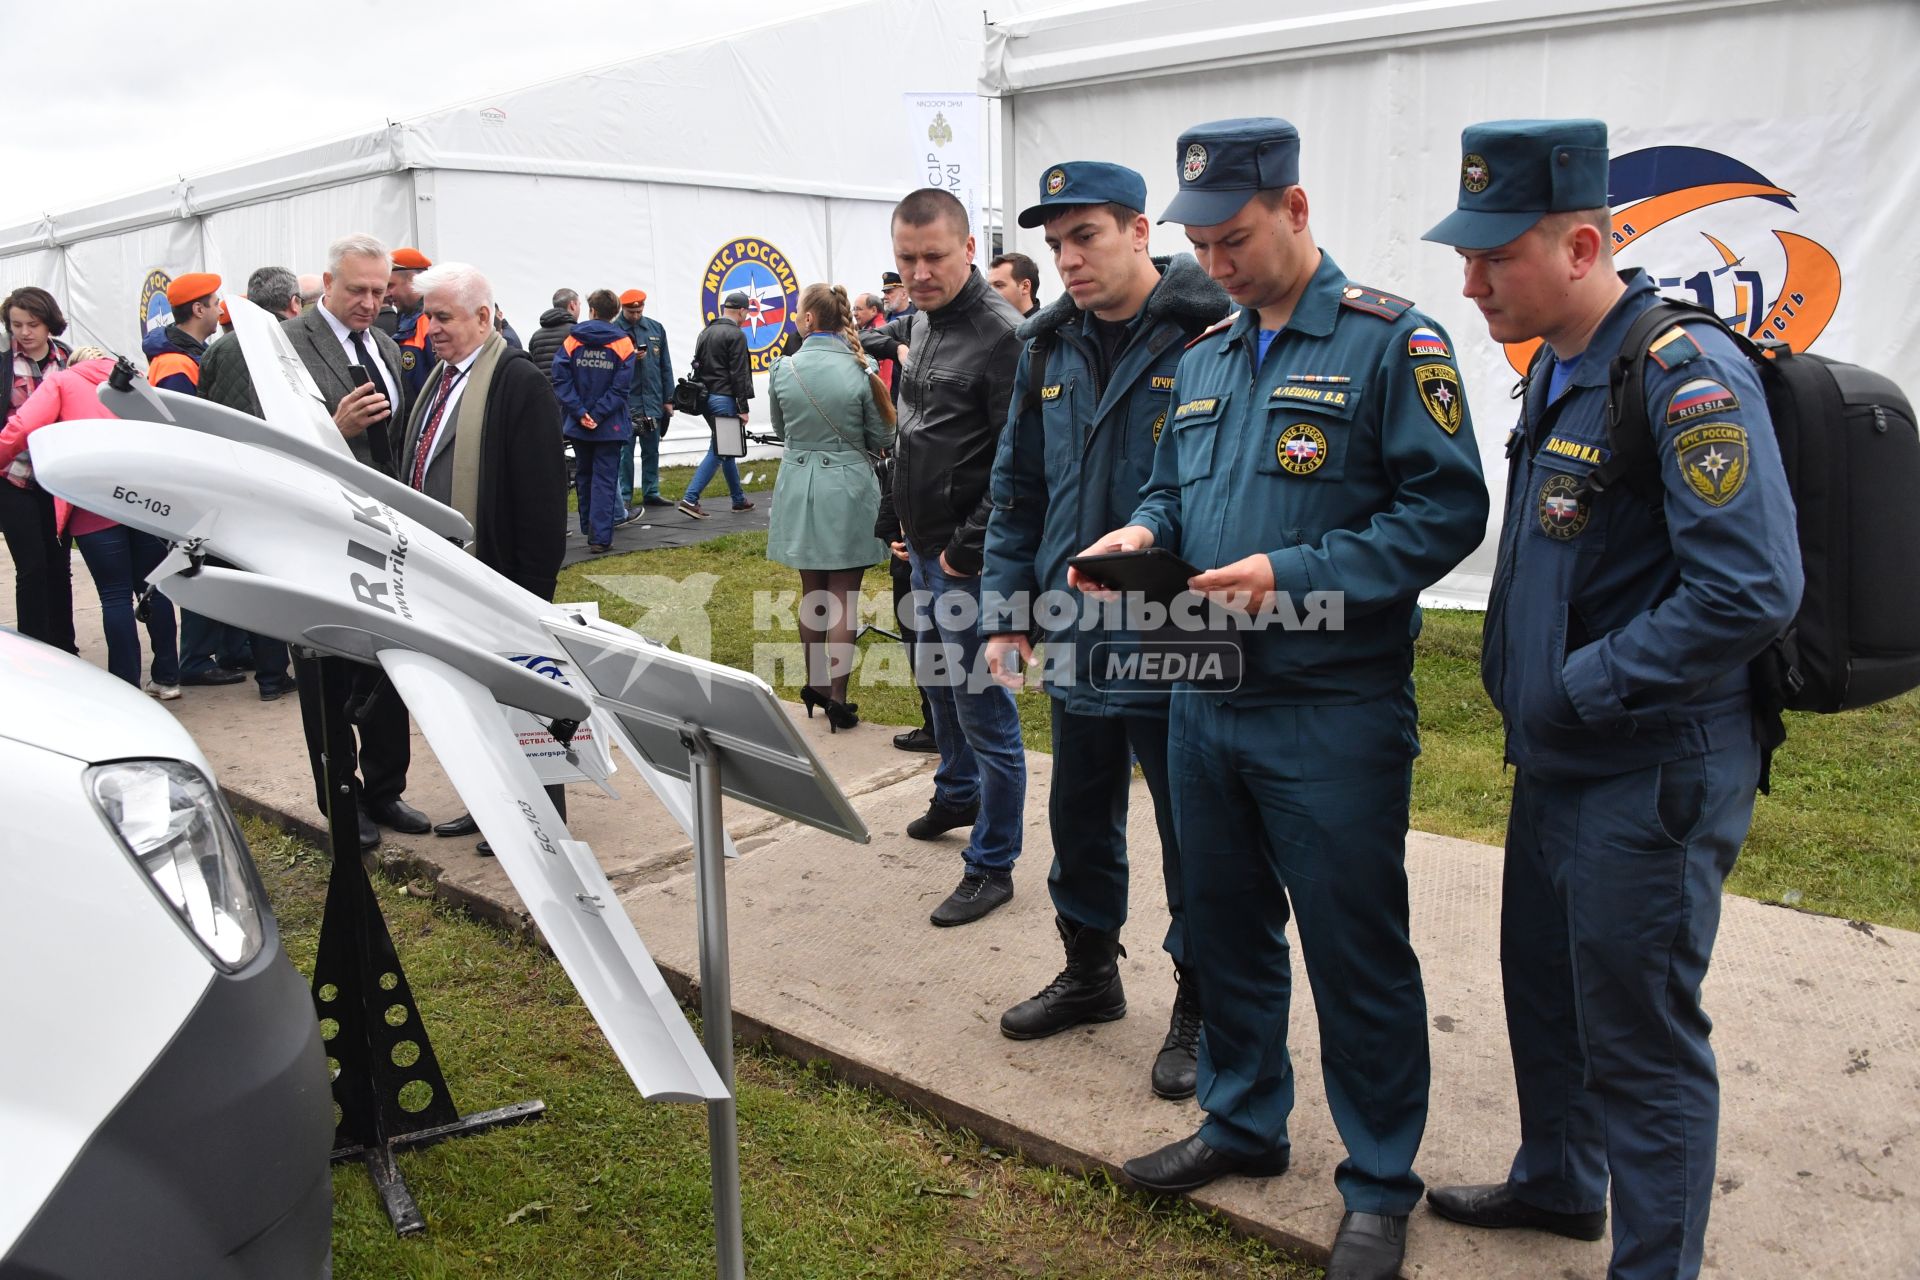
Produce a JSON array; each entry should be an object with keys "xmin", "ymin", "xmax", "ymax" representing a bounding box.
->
[
  {"xmin": 822, "ymin": 698, "xmax": 860, "ymax": 732},
  {"xmin": 799, "ymin": 686, "xmax": 830, "ymax": 717}
]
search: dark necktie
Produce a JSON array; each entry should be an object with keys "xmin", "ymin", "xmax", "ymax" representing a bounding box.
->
[
  {"xmin": 411, "ymin": 365, "xmax": 464, "ymax": 491},
  {"xmin": 349, "ymin": 328, "xmax": 393, "ymax": 472}
]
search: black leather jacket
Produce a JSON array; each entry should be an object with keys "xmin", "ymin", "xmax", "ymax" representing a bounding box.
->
[
  {"xmin": 693, "ymin": 317, "xmax": 754, "ymax": 405},
  {"xmin": 860, "ymin": 269, "xmax": 1022, "ymax": 574}
]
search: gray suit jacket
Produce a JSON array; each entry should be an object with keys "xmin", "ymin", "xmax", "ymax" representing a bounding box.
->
[{"xmin": 283, "ymin": 305, "xmax": 407, "ymax": 475}]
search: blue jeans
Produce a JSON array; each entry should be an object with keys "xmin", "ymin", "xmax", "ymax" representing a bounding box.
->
[
  {"xmin": 685, "ymin": 395, "xmax": 745, "ymax": 506},
  {"xmin": 178, "ymin": 609, "xmax": 251, "ymax": 676},
  {"xmin": 74, "ymin": 525, "xmax": 178, "ymax": 686},
  {"xmin": 907, "ymin": 548, "xmax": 1025, "ymax": 876},
  {"xmin": 573, "ymin": 438, "xmax": 625, "ymax": 544}
]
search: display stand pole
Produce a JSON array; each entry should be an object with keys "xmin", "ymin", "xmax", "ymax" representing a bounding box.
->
[
  {"xmin": 681, "ymin": 723, "xmax": 746, "ymax": 1280},
  {"xmin": 307, "ymin": 654, "xmax": 544, "ymax": 1235}
]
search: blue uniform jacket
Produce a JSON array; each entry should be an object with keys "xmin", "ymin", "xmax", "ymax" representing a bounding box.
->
[
  {"xmin": 616, "ymin": 315, "xmax": 673, "ymax": 421},
  {"xmin": 393, "ymin": 307, "xmax": 435, "ymax": 409},
  {"xmin": 1129, "ymin": 251, "xmax": 1488, "ymax": 704},
  {"xmin": 552, "ymin": 319, "xmax": 636, "ymax": 442},
  {"xmin": 1485, "ymin": 269, "xmax": 1802, "ymax": 779},
  {"xmin": 144, "ymin": 324, "xmax": 207, "ymax": 395},
  {"xmin": 982, "ymin": 254, "xmax": 1230, "ymax": 716}
]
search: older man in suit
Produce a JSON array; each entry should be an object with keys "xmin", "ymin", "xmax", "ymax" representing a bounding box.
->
[
  {"xmin": 287, "ymin": 232, "xmax": 431, "ymax": 849},
  {"xmin": 400, "ymin": 260, "xmax": 568, "ymax": 849}
]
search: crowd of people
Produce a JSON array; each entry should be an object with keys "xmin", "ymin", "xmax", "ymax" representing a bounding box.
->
[{"xmin": 2, "ymin": 110, "xmax": 1799, "ymax": 1280}]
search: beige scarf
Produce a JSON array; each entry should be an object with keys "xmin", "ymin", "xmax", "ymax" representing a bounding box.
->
[{"xmin": 445, "ymin": 331, "xmax": 508, "ymax": 549}]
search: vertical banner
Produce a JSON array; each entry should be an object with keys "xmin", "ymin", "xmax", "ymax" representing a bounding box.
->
[{"xmin": 901, "ymin": 92, "xmax": 986, "ymax": 258}]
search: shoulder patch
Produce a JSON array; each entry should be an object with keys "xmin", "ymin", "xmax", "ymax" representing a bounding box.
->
[
  {"xmin": 1414, "ymin": 363, "xmax": 1463, "ymax": 434},
  {"xmin": 1407, "ymin": 326, "xmax": 1450, "ymax": 360},
  {"xmin": 1174, "ymin": 397, "xmax": 1219, "ymax": 420},
  {"xmin": 1186, "ymin": 312, "xmax": 1239, "ymax": 350},
  {"xmin": 1647, "ymin": 324, "xmax": 1704, "ymax": 372},
  {"xmin": 1674, "ymin": 422, "xmax": 1749, "ymax": 507},
  {"xmin": 1339, "ymin": 284, "xmax": 1413, "ymax": 322},
  {"xmin": 1665, "ymin": 377, "xmax": 1739, "ymax": 426}
]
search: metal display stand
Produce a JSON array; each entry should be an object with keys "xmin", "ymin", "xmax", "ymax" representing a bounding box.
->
[
  {"xmin": 307, "ymin": 655, "xmax": 543, "ymax": 1235},
  {"xmin": 543, "ymin": 621, "xmax": 869, "ymax": 1280}
]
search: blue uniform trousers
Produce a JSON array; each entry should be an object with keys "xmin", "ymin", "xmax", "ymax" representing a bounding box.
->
[
  {"xmin": 1047, "ymin": 703, "xmax": 1185, "ymax": 965},
  {"xmin": 1502, "ymin": 737, "xmax": 1759, "ymax": 1280},
  {"xmin": 620, "ymin": 415, "xmax": 663, "ymax": 508},
  {"xmin": 573, "ymin": 439, "xmax": 625, "ymax": 545},
  {"xmin": 1172, "ymin": 693, "xmax": 1429, "ymax": 1215}
]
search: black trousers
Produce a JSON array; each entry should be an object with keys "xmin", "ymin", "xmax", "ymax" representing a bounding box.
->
[
  {"xmin": 295, "ymin": 650, "xmax": 411, "ymax": 811},
  {"xmin": 0, "ymin": 483, "xmax": 75, "ymax": 652}
]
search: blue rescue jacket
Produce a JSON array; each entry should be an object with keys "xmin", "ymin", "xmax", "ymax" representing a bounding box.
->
[
  {"xmin": 1484, "ymin": 269, "xmax": 1802, "ymax": 779},
  {"xmin": 616, "ymin": 314, "xmax": 673, "ymax": 421},
  {"xmin": 552, "ymin": 319, "xmax": 636, "ymax": 442},
  {"xmin": 1129, "ymin": 251, "xmax": 1488, "ymax": 704},
  {"xmin": 982, "ymin": 254, "xmax": 1230, "ymax": 716}
]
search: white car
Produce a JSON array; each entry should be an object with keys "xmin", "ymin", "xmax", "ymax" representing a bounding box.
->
[{"xmin": 0, "ymin": 631, "xmax": 333, "ymax": 1278}]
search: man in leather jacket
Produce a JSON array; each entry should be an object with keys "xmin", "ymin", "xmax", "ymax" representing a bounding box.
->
[{"xmin": 861, "ymin": 187, "xmax": 1027, "ymax": 927}]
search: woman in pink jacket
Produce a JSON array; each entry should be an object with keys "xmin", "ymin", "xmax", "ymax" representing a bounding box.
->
[{"xmin": 0, "ymin": 352, "xmax": 180, "ymax": 694}]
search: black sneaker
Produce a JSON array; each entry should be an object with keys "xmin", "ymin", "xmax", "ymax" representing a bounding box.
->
[
  {"xmin": 179, "ymin": 666, "xmax": 246, "ymax": 687},
  {"xmin": 906, "ymin": 798, "xmax": 978, "ymax": 840},
  {"xmin": 642, "ymin": 495, "xmax": 673, "ymax": 508},
  {"xmin": 930, "ymin": 872, "xmax": 1013, "ymax": 927},
  {"xmin": 892, "ymin": 726, "xmax": 938, "ymax": 753}
]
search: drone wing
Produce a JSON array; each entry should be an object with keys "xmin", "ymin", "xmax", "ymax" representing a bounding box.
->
[{"xmin": 378, "ymin": 648, "xmax": 726, "ymax": 1103}]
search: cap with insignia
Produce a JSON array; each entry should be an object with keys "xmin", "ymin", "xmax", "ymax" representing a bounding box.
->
[
  {"xmin": 165, "ymin": 272, "xmax": 221, "ymax": 307},
  {"xmin": 723, "ymin": 290, "xmax": 751, "ymax": 309},
  {"xmin": 1422, "ymin": 118, "xmax": 1610, "ymax": 250},
  {"xmin": 390, "ymin": 247, "xmax": 432, "ymax": 270},
  {"xmin": 881, "ymin": 271, "xmax": 904, "ymax": 289},
  {"xmin": 1159, "ymin": 117, "xmax": 1301, "ymax": 227},
  {"xmin": 619, "ymin": 288, "xmax": 646, "ymax": 305},
  {"xmin": 1018, "ymin": 160, "xmax": 1149, "ymax": 228}
]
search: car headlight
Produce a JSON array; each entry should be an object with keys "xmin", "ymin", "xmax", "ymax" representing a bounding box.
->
[{"xmin": 87, "ymin": 760, "xmax": 267, "ymax": 970}]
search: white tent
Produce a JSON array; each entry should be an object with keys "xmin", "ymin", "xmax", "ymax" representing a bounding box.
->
[
  {"xmin": 0, "ymin": 0, "xmax": 1028, "ymax": 461},
  {"xmin": 985, "ymin": 0, "xmax": 1920, "ymax": 607}
]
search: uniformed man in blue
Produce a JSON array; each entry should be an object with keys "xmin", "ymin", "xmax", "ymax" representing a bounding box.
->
[
  {"xmin": 980, "ymin": 160, "xmax": 1230, "ymax": 1099},
  {"xmin": 1075, "ymin": 118, "xmax": 1488, "ymax": 1280},
  {"xmin": 1420, "ymin": 119, "xmax": 1801, "ymax": 1280}
]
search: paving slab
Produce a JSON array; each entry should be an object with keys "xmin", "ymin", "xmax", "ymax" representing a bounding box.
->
[{"xmin": 18, "ymin": 551, "xmax": 1920, "ymax": 1277}]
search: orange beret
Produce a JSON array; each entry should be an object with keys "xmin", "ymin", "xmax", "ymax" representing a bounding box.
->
[
  {"xmin": 619, "ymin": 289, "xmax": 646, "ymax": 305},
  {"xmin": 217, "ymin": 300, "xmax": 231, "ymax": 326},
  {"xmin": 166, "ymin": 272, "xmax": 221, "ymax": 306},
  {"xmin": 391, "ymin": 247, "xmax": 432, "ymax": 270}
]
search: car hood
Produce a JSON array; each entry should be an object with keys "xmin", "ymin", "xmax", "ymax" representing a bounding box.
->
[{"xmin": 0, "ymin": 630, "xmax": 214, "ymax": 774}]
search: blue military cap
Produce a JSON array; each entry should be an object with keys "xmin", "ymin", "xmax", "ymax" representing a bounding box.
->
[
  {"xmin": 1158, "ymin": 117, "xmax": 1300, "ymax": 227},
  {"xmin": 1423, "ymin": 118, "xmax": 1611, "ymax": 249},
  {"xmin": 1018, "ymin": 160, "xmax": 1149, "ymax": 229}
]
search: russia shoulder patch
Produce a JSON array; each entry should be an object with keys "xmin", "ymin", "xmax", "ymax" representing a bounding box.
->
[
  {"xmin": 1665, "ymin": 377, "xmax": 1739, "ymax": 426},
  {"xmin": 1407, "ymin": 326, "xmax": 1450, "ymax": 360},
  {"xmin": 1338, "ymin": 284, "xmax": 1413, "ymax": 321},
  {"xmin": 1647, "ymin": 324, "xmax": 1704, "ymax": 371}
]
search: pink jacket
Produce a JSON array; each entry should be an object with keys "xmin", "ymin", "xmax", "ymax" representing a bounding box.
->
[{"xmin": 0, "ymin": 358, "xmax": 118, "ymax": 538}]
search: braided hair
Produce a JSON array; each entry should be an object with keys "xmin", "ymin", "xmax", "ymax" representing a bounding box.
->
[{"xmin": 799, "ymin": 282, "xmax": 896, "ymax": 426}]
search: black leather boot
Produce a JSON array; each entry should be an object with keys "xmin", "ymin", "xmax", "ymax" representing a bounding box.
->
[
  {"xmin": 1000, "ymin": 916, "xmax": 1127, "ymax": 1039},
  {"xmin": 1151, "ymin": 964, "xmax": 1202, "ymax": 1099}
]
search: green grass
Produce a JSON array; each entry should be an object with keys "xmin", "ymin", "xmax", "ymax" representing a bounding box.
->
[
  {"xmin": 246, "ymin": 818, "xmax": 1316, "ymax": 1279},
  {"xmin": 563, "ymin": 538, "xmax": 1919, "ymax": 930}
]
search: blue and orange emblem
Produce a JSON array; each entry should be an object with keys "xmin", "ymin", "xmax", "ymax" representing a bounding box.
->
[
  {"xmin": 700, "ymin": 237, "xmax": 800, "ymax": 373},
  {"xmin": 139, "ymin": 269, "xmax": 173, "ymax": 338},
  {"xmin": 1503, "ymin": 145, "xmax": 1844, "ymax": 373}
]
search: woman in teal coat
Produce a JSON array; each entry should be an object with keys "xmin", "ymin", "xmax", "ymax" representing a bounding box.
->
[{"xmin": 767, "ymin": 283, "xmax": 897, "ymax": 729}]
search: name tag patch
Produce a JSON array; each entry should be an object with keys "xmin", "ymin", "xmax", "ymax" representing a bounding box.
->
[
  {"xmin": 1542, "ymin": 436, "xmax": 1609, "ymax": 466},
  {"xmin": 1040, "ymin": 384, "xmax": 1063, "ymax": 401},
  {"xmin": 1270, "ymin": 384, "xmax": 1350, "ymax": 409},
  {"xmin": 1150, "ymin": 375, "xmax": 1176, "ymax": 391}
]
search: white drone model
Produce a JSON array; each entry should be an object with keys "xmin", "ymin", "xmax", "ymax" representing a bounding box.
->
[{"xmin": 28, "ymin": 299, "xmax": 762, "ymax": 1106}]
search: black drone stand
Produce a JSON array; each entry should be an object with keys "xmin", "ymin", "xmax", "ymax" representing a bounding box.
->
[{"xmin": 307, "ymin": 654, "xmax": 544, "ymax": 1235}]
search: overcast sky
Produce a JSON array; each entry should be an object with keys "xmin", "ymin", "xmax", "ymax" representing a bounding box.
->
[{"xmin": 0, "ymin": 0, "xmax": 859, "ymax": 229}]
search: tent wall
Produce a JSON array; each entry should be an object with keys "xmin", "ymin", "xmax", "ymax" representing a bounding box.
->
[{"xmin": 992, "ymin": 0, "xmax": 1919, "ymax": 608}]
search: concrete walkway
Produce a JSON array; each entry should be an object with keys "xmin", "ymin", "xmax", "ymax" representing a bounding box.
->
[{"xmin": 17, "ymin": 550, "xmax": 1920, "ymax": 1277}]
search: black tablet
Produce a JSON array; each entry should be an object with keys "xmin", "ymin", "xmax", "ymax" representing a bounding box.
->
[{"xmin": 1066, "ymin": 548, "xmax": 1203, "ymax": 602}]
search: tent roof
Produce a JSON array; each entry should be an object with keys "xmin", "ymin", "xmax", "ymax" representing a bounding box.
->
[
  {"xmin": 0, "ymin": 0, "xmax": 1004, "ymax": 256},
  {"xmin": 982, "ymin": 0, "xmax": 1783, "ymax": 93}
]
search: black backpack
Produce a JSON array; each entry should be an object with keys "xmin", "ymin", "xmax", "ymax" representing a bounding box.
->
[{"xmin": 1582, "ymin": 298, "xmax": 1920, "ymax": 787}]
